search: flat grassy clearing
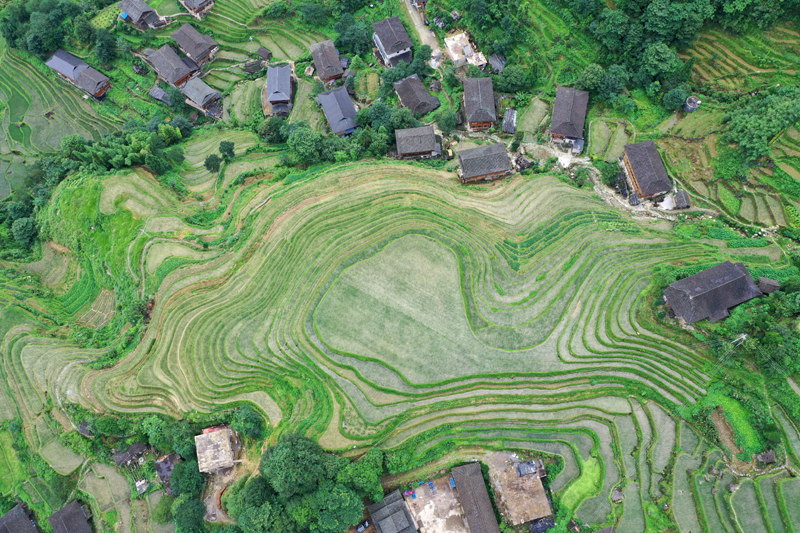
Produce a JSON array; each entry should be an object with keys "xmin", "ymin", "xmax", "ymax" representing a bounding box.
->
[
  {"xmin": 604, "ymin": 122, "xmax": 631, "ymax": 162},
  {"xmin": 40, "ymin": 437, "xmax": 84, "ymax": 475},
  {"xmin": 289, "ymin": 78, "xmax": 323, "ymax": 131},
  {"xmin": 589, "ymin": 120, "xmax": 611, "ymax": 157},
  {"xmin": 0, "ymin": 432, "xmax": 26, "ymax": 495},
  {"xmin": 145, "ymin": 242, "xmax": 211, "ymax": 274}
]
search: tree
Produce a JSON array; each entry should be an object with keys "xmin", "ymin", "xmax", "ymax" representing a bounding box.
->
[
  {"xmin": 260, "ymin": 433, "xmax": 328, "ymax": 498},
  {"xmin": 159, "ymin": 124, "xmax": 182, "ymax": 146},
  {"xmin": 597, "ymin": 64, "xmax": 629, "ymax": 101},
  {"xmin": 231, "ymin": 405, "xmax": 265, "ymax": 440},
  {"xmin": 257, "ymin": 117, "xmax": 287, "ymax": 143},
  {"xmin": 576, "ymin": 63, "xmax": 604, "ymax": 91},
  {"xmin": 12, "ymin": 217, "xmax": 37, "ymax": 247},
  {"xmin": 314, "ymin": 482, "xmax": 363, "ymax": 533},
  {"xmin": 300, "ymin": 3, "xmax": 326, "ymax": 26},
  {"xmin": 495, "ymin": 64, "xmax": 529, "ymax": 93},
  {"xmin": 238, "ymin": 502, "xmax": 273, "ymax": 533},
  {"xmin": 145, "ymin": 154, "xmax": 170, "ymax": 175},
  {"xmin": 173, "ymin": 496, "xmax": 206, "ymax": 533},
  {"xmin": 204, "ymin": 154, "xmax": 222, "ymax": 173},
  {"xmin": 28, "ymin": 11, "xmax": 64, "ymax": 54},
  {"xmin": 117, "ymin": 36, "xmax": 132, "ymax": 54},
  {"xmin": 287, "ymin": 127, "xmax": 323, "ymax": 164},
  {"xmin": 171, "ymin": 116, "xmax": 193, "ymax": 138},
  {"xmin": 167, "ymin": 85, "xmax": 190, "ymax": 113},
  {"xmin": 438, "ymin": 111, "xmax": 458, "ymax": 135},
  {"xmin": 95, "ymin": 28, "xmax": 117, "ymax": 64},
  {"xmin": 73, "ymin": 15, "xmax": 96, "ymax": 45},
  {"xmin": 336, "ymin": 448, "xmax": 384, "ymax": 501},
  {"xmin": 640, "ymin": 42, "xmax": 680, "ymax": 78},
  {"xmin": 662, "ymin": 87, "xmax": 687, "ymax": 110},
  {"xmin": 171, "ymin": 460, "xmax": 206, "ymax": 497},
  {"xmin": 152, "ymin": 495, "xmax": 175, "ymax": 524},
  {"xmin": 219, "ymin": 140, "xmax": 235, "ymax": 161}
]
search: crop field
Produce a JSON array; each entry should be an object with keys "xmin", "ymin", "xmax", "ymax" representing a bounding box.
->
[{"xmin": 0, "ymin": 39, "xmax": 121, "ymax": 163}]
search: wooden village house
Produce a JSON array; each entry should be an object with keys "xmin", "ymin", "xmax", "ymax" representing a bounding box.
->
[
  {"xmin": 663, "ymin": 261, "xmax": 763, "ymax": 324},
  {"xmin": 145, "ymin": 45, "xmax": 199, "ymax": 86},
  {"xmin": 264, "ymin": 64, "xmax": 294, "ymax": 118},
  {"xmin": 180, "ymin": 0, "xmax": 213, "ymax": 18},
  {"xmin": 463, "ymin": 77, "xmax": 496, "ymax": 131},
  {"xmin": 622, "ymin": 140, "xmax": 672, "ymax": 200},
  {"xmin": 0, "ymin": 504, "xmax": 38, "ymax": 533},
  {"xmin": 457, "ymin": 144, "xmax": 512, "ymax": 183},
  {"xmin": 118, "ymin": 0, "xmax": 165, "ymax": 29},
  {"xmin": 45, "ymin": 50, "xmax": 110, "ymax": 98},
  {"xmin": 550, "ymin": 86, "xmax": 589, "ymax": 153},
  {"xmin": 372, "ymin": 16, "xmax": 413, "ymax": 67},
  {"xmin": 181, "ymin": 77, "xmax": 222, "ymax": 118},
  {"xmin": 310, "ymin": 40, "xmax": 343, "ymax": 82},
  {"xmin": 452, "ymin": 463, "xmax": 501, "ymax": 533},
  {"xmin": 395, "ymin": 125, "xmax": 440, "ymax": 159},
  {"xmin": 393, "ymin": 74, "xmax": 440, "ymax": 116},
  {"xmin": 316, "ymin": 86, "xmax": 357, "ymax": 136},
  {"xmin": 49, "ymin": 501, "xmax": 92, "ymax": 533},
  {"xmin": 171, "ymin": 23, "xmax": 219, "ymax": 66}
]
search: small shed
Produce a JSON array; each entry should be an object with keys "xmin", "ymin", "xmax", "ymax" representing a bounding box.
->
[
  {"xmin": 516, "ymin": 461, "xmax": 537, "ymax": 476},
  {"xmin": 156, "ymin": 453, "xmax": 181, "ymax": 494},
  {"xmin": 629, "ymin": 192, "xmax": 640, "ymax": 206},
  {"xmin": 257, "ymin": 47, "xmax": 272, "ymax": 61},
  {"xmin": 502, "ymin": 108, "xmax": 517, "ymax": 134},
  {"xmin": 488, "ymin": 53, "xmax": 505, "ymax": 73},
  {"xmin": 758, "ymin": 278, "xmax": 780, "ymax": 294},
  {"xmin": 515, "ymin": 155, "xmax": 530, "ymax": 170},
  {"xmin": 244, "ymin": 60, "xmax": 263, "ymax": 74},
  {"xmin": 674, "ymin": 189, "xmax": 691, "ymax": 209},
  {"xmin": 113, "ymin": 442, "xmax": 147, "ymax": 467},
  {"xmin": 756, "ymin": 450, "xmax": 777, "ymax": 464}
]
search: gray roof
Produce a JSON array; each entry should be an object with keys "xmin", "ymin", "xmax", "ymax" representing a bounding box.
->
[
  {"xmin": 49, "ymin": 501, "xmax": 91, "ymax": 533},
  {"xmin": 674, "ymin": 189, "xmax": 691, "ymax": 209},
  {"xmin": 310, "ymin": 40, "xmax": 343, "ymax": 80},
  {"xmin": 266, "ymin": 64, "xmax": 292, "ymax": 103},
  {"xmin": 45, "ymin": 50, "xmax": 88, "ymax": 81},
  {"xmin": 149, "ymin": 86, "xmax": 171, "ymax": 105},
  {"xmin": 184, "ymin": 0, "xmax": 211, "ymax": 10},
  {"xmin": 756, "ymin": 450, "xmax": 777, "ymax": 463},
  {"xmin": 452, "ymin": 463, "xmax": 501, "ymax": 533},
  {"xmin": 488, "ymin": 53, "xmax": 505, "ymax": 73},
  {"xmin": 315, "ymin": 86, "xmax": 357, "ymax": 134},
  {"xmin": 367, "ymin": 490, "xmax": 416, "ymax": 533},
  {"xmin": 0, "ymin": 505, "xmax": 37, "ymax": 533},
  {"xmin": 758, "ymin": 277, "xmax": 780, "ymax": 294},
  {"xmin": 463, "ymin": 78, "xmax": 496, "ymax": 123},
  {"xmin": 180, "ymin": 77, "xmax": 221, "ymax": 107},
  {"xmin": 113, "ymin": 442, "xmax": 147, "ymax": 467},
  {"xmin": 156, "ymin": 452, "xmax": 181, "ymax": 488},
  {"xmin": 146, "ymin": 45, "xmax": 198, "ymax": 85},
  {"xmin": 396, "ymin": 125, "xmax": 436, "ymax": 155},
  {"xmin": 624, "ymin": 140, "xmax": 671, "ymax": 196},
  {"xmin": 393, "ymin": 74, "xmax": 440, "ymax": 116},
  {"xmin": 516, "ymin": 462, "xmax": 537, "ymax": 476},
  {"xmin": 502, "ymin": 108, "xmax": 516, "ymax": 134},
  {"xmin": 119, "ymin": 0, "xmax": 154, "ymax": 22},
  {"xmin": 171, "ymin": 24, "xmax": 217, "ymax": 62},
  {"xmin": 257, "ymin": 46, "xmax": 272, "ymax": 60},
  {"xmin": 372, "ymin": 16, "xmax": 412, "ymax": 55},
  {"xmin": 664, "ymin": 261, "xmax": 762, "ymax": 324},
  {"xmin": 75, "ymin": 68, "xmax": 109, "ymax": 95},
  {"xmin": 458, "ymin": 144, "xmax": 511, "ymax": 180},
  {"xmin": 551, "ymin": 86, "xmax": 589, "ymax": 139}
]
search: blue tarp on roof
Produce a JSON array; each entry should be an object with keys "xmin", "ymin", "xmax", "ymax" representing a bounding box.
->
[{"xmin": 121, "ymin": 11, "xmax": 129, "ymax": 17}]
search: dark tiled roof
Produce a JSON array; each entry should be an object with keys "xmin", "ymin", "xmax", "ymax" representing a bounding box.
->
[
  {"xmin": 624, "ymin": 140, "xmax": 671, "ymax": 196},
  {"xmin": 393, "ymin": 75, "xmax": 439, "ymax": 116},
  {"xmin": 266, "ymin": 64, "xmax": 292, "ymax": 103},
  {"xmin": 758, "ymin": 277, "xmax": 780, "ymax": 294},
  {"xmin": 49, "ymin": 501, "xmax": 91, "ymax": 533},
  {"xmin": 372, "ymin": 16, "xmax": 412, "ymax": 55},
  {"xmin": 45, "ymin": 50, "xmax": 88, "ymax": 81},
  {"xmin": 395, "ymin": 125, "xmax": 436, "ymax": 155},
  {"xmin": 463, "ymin": 78, "xmax": 495, "ymax": 123},
  {"xmin": 149, "ymin": 86, "xmax": 171, "ymax": 105},
  {"xmin": 367, "ymin": 490, "xmax": 416, "ymax": 533},
  {"xmin": 756, "ymin": 450, "xmax": 777, "ymax": 463},
  {"xmin": 184, "ymin": 0, "xmax": 211, "ymax": 10},
  {"xmin": 452, "ymin": 463, "xmax": 500, "ymax": 533},
  {"xmin": 674, "ymin": 189, "xmax": 691, "ymax": 209},
  {"xmin": 172, "ymin": 24, "xmax": 217, "ymax": 62},
  {"xmin": 146, "ymin": 45, "xmax": 198, "ymax": 85},
  {"xmin": 75, "ymin": 68, "xmax": 109, "ymax": 95},
  {"xmin": 502, "ymin": 108, "xmax": 516, "ymax": 134},
  {"xmin": 0, "ymin": 505, "xmax": 37, "ymax": 533},
  {"xmin": 458, "ymin": 144, "xmax": 511, "ymax": 180},
  {"xmin": 244, "ymin": 60, "xmax": 263, "ymax": 73},
  {"xmin": 310, "ymin": 40, "xmax": 343, "ymax": 80},
  {"xmin": 387, "ymin": 50, "xmax": 412, "ymax": 67},
  {"xmin": 156, "ymin": 452, "xmax": 181, "ymax": 487},
  {"xmin": 113, "ymin": 442, "xmax": 147, "ymax": 467},
  {"xmin": 551, "ymin": 86, "xmax": 589, "ymax": 139},
  {"xmin": 257, "ymin": 46, "xmax": 272, "ymax": 60},
  {"xmin": 181, "ymin": 77, "xmax": 221, "ymax": 107},
  {"xmin": 663, "ymin": 261, "xmax": 762, "ymax": 324},
  {"xmin": 315, "ymin": 86, "xmax": 357, "ymax": 134},
  {"xmin": 119, "ymin": 0, "xmax": 154, "ymax": 22}
]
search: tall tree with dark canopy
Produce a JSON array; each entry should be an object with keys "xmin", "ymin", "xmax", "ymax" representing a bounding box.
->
[{"xmin": 260, "ymin": 433, "xmax": 328, "ymax": 498}]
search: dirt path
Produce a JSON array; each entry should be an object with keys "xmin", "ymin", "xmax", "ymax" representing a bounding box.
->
[
  {"xmin": 401, "ymin": 0, "xmax": 441, "ymax": 67},
  {"xmin": 711, "ymin": 407, "xmax": 753, "ymax": 474}
]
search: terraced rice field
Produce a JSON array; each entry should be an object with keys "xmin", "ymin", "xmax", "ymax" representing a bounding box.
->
[
  {"xmin": 5, "ymin": 161, "xmax": 800, "ymax": 530},
  {"xmin": 683, "ymin": 23, "xmax": 800, "ymax": 90},
  {"xmin": 0, "ymin": 40, "xmax": 121, "ymax": 161}
]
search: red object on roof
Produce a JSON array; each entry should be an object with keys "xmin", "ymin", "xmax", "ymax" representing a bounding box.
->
[{"xmin": 202, "ymin": 425, "xmax": 228, "ymax": 434}]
